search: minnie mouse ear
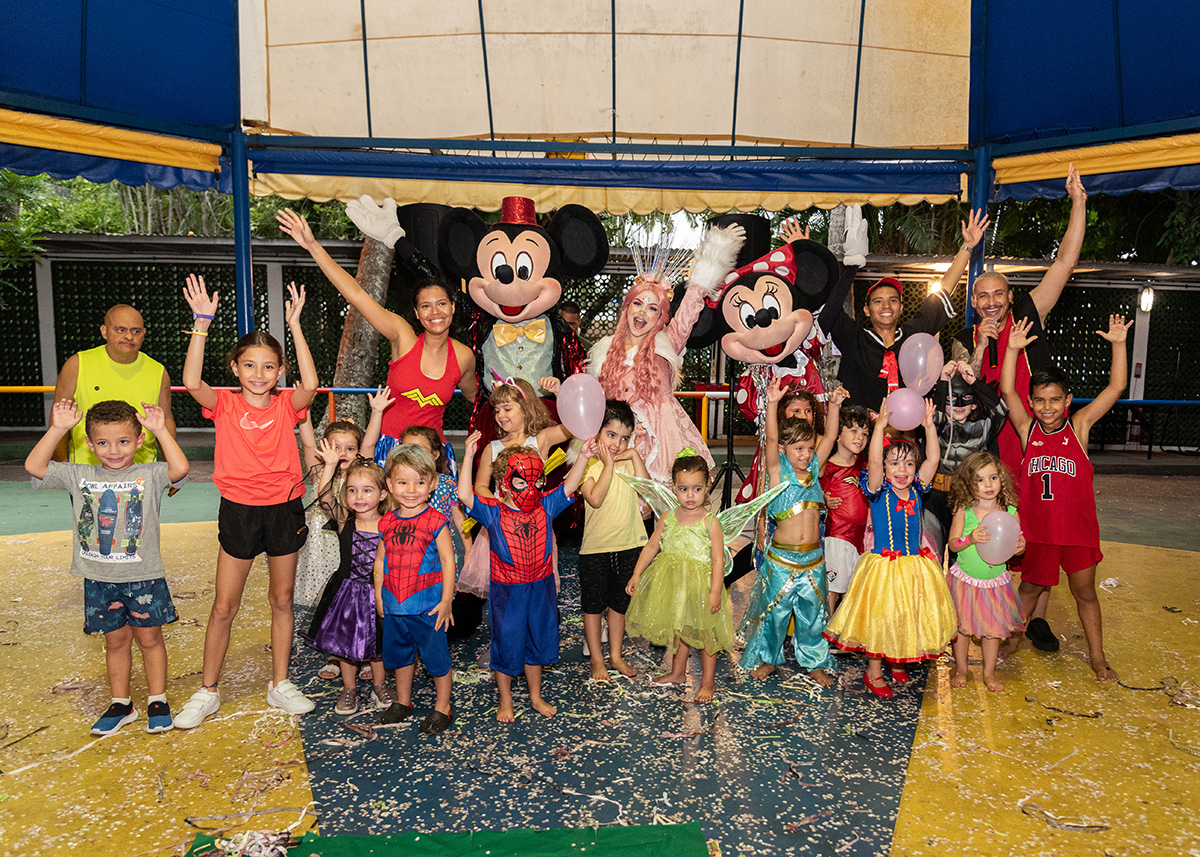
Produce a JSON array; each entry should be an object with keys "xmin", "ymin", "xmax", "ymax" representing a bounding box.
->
[
  {"xmin": 705, "ymin": 213, "xmax": 771, "ymax": 268},
  {"xmin": 437, "ymin": 208, "xmax": 489, "ymax": 280},
  {"xmin": 546, "ymin": 205, "xmax": 609, "ymax": 279},
  {"xmin": 686, "ymin": 303, "xmax": 729, "ymax": 350},
  {"xmin": 787, "ymin": 238, "xmax": 840, "ymax": 308}
]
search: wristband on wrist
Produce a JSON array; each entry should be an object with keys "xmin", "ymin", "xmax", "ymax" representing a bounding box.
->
[
  {"xmin": 192, "ymin": 313, "xmax": 214, "ymax": 320},
  {"xmin": 183, "ymin": 329, "xmax": 208, "ymax": 337}
]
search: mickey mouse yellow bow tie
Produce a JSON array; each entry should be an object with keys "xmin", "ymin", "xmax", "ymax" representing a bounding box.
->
[{"xmin": 493, "ymin": 319, "xmax": 547, "ymax": 348}]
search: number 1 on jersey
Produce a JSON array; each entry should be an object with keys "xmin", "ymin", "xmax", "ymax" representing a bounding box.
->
[{"xmin": 1041, "ymin": 472, "xmax": 1054, "ymax": 501}]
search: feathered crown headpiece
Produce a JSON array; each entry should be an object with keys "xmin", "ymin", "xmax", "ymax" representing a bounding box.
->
[{"xmin": 630, "ymin": 224, "xmax": 692, "ymax": 292}]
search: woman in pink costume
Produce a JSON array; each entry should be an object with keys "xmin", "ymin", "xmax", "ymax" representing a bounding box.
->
[{"xmin": 588, "ymin": 224, "xmax": 744, "ymax": 481}]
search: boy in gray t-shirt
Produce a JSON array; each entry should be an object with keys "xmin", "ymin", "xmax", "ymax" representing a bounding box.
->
[{"xmin": 27, "ymin": 399, "xmax": 188, "ymax": 736}]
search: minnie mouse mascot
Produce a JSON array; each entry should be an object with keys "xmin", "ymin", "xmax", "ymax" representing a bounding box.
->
[{"xmin": 438, "ymin": 196, "xmax": 609, "ymax": 444}]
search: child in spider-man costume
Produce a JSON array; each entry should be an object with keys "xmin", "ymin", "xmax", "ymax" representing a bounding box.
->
[{"xmin": 459, "ymin": 431, "xmax": 595, "ymax": 722}]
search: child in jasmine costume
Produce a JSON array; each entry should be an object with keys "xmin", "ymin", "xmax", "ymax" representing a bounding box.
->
[{"xmin": 738, "ymin": 377, "xmax": 836, "ymax": 686}]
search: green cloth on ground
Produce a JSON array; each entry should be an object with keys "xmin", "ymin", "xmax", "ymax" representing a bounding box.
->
[{"xmin": 187, "ymin": 823, "xmax": 708, "ymax": 856}]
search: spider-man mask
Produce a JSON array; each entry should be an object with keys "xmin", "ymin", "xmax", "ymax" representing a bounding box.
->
[{"xmin": 504, "ymin": 450, "xmax": 546, "ymax": 512}]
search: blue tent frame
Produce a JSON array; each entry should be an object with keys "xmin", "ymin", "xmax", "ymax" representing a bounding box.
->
[{"xmin": 3, "ymin": 0, "xmax": 1199, "ymax": 334}]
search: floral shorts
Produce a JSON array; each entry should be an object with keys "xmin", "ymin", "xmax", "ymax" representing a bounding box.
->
[{"xmin": 83, "ymin": 577, "xmax": 178, "ymax": 635}]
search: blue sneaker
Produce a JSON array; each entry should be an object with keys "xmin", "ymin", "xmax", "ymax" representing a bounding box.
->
[
  {"xmin": 145, "ymin": 700, "xmax": 173, "ymax": 733},
  {"xmin": 90, "ymin": 702, "xmax": 137, "ymax": 736}
]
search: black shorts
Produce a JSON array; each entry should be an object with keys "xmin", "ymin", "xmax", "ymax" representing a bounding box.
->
[
  {"xmin": 578, "ymin": 548, "xmax": 641, "ymax": 615},
  {"xmin": 218, "ymin": 497, "xmax": 308, "ymax": 560}
]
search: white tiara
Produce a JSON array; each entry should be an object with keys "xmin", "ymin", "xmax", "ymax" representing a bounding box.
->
[{"xmin": 630, "ymin": 224, "xmax": 693, "ymax": 285}]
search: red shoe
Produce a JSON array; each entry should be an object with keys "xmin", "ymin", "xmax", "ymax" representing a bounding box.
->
[
  {"xmin": 864, "ymin": 674, "xmax": 893, "ymax": 698},
  {"xmin": 888, "ymin": 665, "xmax": 910, "ymax": 683}
]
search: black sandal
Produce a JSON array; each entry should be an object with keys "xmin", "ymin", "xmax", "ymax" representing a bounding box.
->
[
  {"xmin": 380, "ymin": 702, "xmax": 414, "ymax": 724},
  {"xmin": 420, "ymin": 709, "xmax": 454, "ymax": 735}
]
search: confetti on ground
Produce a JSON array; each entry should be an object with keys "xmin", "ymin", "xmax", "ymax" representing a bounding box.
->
[{"xmin": 294, "ymin": 547, "xmax": 927, "ymax": 855}]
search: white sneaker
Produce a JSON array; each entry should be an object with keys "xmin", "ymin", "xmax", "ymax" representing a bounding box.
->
[
  {"xmin": 267, "ymin": 679, "xmax": 315, "ymax": 715},
  {"xmin": 174, "ymin": 688, "xmax": 220, "ymax": 730}
]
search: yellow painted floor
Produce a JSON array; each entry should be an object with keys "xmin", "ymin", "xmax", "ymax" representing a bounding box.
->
[
  {"xmin": 0, "ymin": 523, "xmax": 316, "ymax": 856},
  {"xmin": 893, "ymin": 539, "xmax": 1200, "ymax": 856},
  {"xmin": 0, "ymin": 525, "xmax": 1197, "ymax": 855}
]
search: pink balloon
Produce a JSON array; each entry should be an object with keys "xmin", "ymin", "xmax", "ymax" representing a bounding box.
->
[
  {"xmin": 976, "ymin": 510, "xmax": 1019, "ymax": 566},
  {"xmin": 898, "ymin": 333, "xmax": 944, "ymax": 396},
  {"xmin": 557, "ymin": 373, "xmax": 606, "ymax": 439},
  {"xmin": 886, "ymin": 388, "xmax": 925, "ymax": 431}
]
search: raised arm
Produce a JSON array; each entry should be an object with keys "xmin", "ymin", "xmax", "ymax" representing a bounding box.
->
[
  {"xmin": 1073, "ymin": 315, "xmax": 1132, "ymax": 442},
  {"xmin": 473, "ymin": 442, "xmax": 496, "ymax": 499},
  {"xmin": 181, "ymin": 274, "xmax": 218, "ymax": 410},
  {"xmin": 763, "ymin": 376, "xmax": 784, "ymax": 487},
  {"xmin": 361, "ymin": 385, "xmax": 394, "ymax": 456},
  {"xmin": 866, "ymin": 399, "xmax": 889, "ymax": 494},
  {"xmin": 277, "ymin": 208, "xmax": 415, "ymax": 351},
  {"xmin": 669, "ymin": 223, "xmax": 745, "ymax": 352},
  {"xmin": 26, "ymin": 399, "xmax": 80, "ymax": 480},
  {"xmin": 284, "ymin": 283, "xmax": 319, "ymax": 411},
  {"xmin": 458, "ymin": 431, "xmax": 481, "ymax": 512},
  {"xmin": 561, "ymin": 438, "xmax": 598, "ymax": 497},
  {"xmin": 917, "ymin": 398, "xmax": 940, "ymax": 486},
  {"xmin": 1000, "ymin": 318, "xmax": 1036, "ymax": 444},
  {"xmin": 579, "ymin": 442, "xmax": 613, "ymax": 509},
  {"xmin": 1030, "ymin": 164, "xmax": 1087, "ymax": 324},
  {"xmin": 139, "ymin": 403, "xmax": 189, "ymax": 483},
  {"xmin": 936, "ymin": 209, "xmax": 990, "ymax": 297},
  {"xmin": 817, "ymin": 385, "xmax": 848, "ymax": 467}
]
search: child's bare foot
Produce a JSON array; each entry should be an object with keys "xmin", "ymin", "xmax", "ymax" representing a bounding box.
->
[
  {"xmin": 982, "ymin": 672, "xmax": 1003, "ymax": 692},
  {"xmin": 809, "ymin": 669, "xmax": 835, "ymax": 688},
  {"xmin": 497, "ymin": 701, "xmax": 516, "ymax": 722},
  {"xmin": 610, "ymin": 656, "xmax": 637, "ymax": 677},
  {"xmin": 998, "ymin": 636, "xmax": 1021, "ymax": 660},
  {"xmin": 531, "ymin": 697, "xmax": 557, "ymax": 717},
  {"xmin": 950, "ymin": 669, "xmax": 968, "ymax": 688},
  {"xmin": 1093, "ymin": 661, "xmax": 1119, "ymax": 682},
  {"xmin": 590, "ymin": 661, "xmax": 612, "ymax": 682},
  {"xmin": 749, "ymin": 663, "xmax": 776, "ymax": 680},
  {"xmin": 694, "ymin": 681, "xmax": 715, "ymax": 702},
  {"xmin": 651, "ymin": 671, "xmax": 687, "ymax": 687}
]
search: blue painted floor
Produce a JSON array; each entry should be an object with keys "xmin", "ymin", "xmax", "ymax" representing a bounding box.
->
[{"xmin": 295, "ymin": 548, "xmax": 924, "ymax": 856}]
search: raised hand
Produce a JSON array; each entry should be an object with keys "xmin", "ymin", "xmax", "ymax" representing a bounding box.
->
[
  {"xmin": 1097, "ymin": 314, "xmax": 1133, "ymax": 344},
  {"xmin": 315, "ymin": 437, "xmax": 342, "ymax": 466},
  {"xmin": 1066, "ymin": 163, "xmax": 1088, "ymax": 205},
  {"xmin": 464, "ymin": 430, "xmax": 482, "ymax": 461},
  {"xmin": 843, "ymin": 204, "xmax": 869, "ymax": 265},
  {"xmin": 276, "ymin": 209, "xmax": 316, "ymax": 250},
  {"xmin": 137, "ymin": 403, "xmax": 166, "ymax": 434},
  {"xmin": 828, "ymin": 386, "xmax": 850, "ymax": 408},
  {"xmin": 367, "ymin": 385, "xmax": 395, "ymax": 414},
  {"xmin": 539, "ymin": 376, "xmax": 561, "ymax": 396},
  {"xmin": 960, "ymin": 208, "xmax": 991, "ymax": 251},
  {"xmin": 284, "ymin": 282, "xmax": 306, "ymax": 326},
  {"xmin": 876, "ymin": 397, "xmax": 891, "ymax": 427},
  {"xmin": 345, "ymin": 195, "xmax": 405, "ymax": 248},
  {"xmin": 49, "ymin": 398, "xmax": 81, "ymax": 431},
  {"xmin": 779, "ymin": 217, "xmax": 810, "ymax": 244},
  {"xmin": 1008, "ymin": 317, "xmax": 1039, "ymax": 350},
  {"xmin": 183, "ymin": 273, "xmax": 218, "ymax": 318},
  {"xmin": 579, "ymin": 437, "xmax": 598, "ymax": 461},
  {"xmin": 921, "ymin": 397, "xmax": 937, "ymax": 429},
  {"xmin": 765, "ymin": 375, "xmax": 785, "ymax": 404}
]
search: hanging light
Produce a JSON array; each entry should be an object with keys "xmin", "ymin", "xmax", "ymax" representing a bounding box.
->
[{"xmin": 1139, "ymin": 286, "xmax": 1155, "ymax": 313}]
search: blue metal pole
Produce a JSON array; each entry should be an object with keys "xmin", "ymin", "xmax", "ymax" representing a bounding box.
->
[
  {"xmin": 965, "ymin": 144, "xmax": 991, "ymax": 327},
  {"xmin": 230, "ymin": 130, "xmax": 254, "ymax": 337}
]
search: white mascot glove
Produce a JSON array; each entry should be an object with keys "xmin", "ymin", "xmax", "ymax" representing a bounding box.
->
[
  {"xmin": 842, "ymin": 204, "xmax": 868, "ymax": 267},
  {"xmin": 345, "ymin": 195, "xmax": 406, "ymax": 248}
]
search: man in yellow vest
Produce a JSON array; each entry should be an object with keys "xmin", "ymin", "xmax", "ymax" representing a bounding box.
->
[{"xmin": 53, "ymin": 304, "xmax": 176, "ymax": 463}]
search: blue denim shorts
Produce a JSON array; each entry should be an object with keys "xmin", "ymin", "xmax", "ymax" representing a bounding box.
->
[{"xmin": 83, "ymin": 577, "xmax": 178, "ymax": 635}]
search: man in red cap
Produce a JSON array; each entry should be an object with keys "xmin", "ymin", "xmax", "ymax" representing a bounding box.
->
[{"xmin": 821, "ymin": 210, "xmax": 988, "ymax": 408}]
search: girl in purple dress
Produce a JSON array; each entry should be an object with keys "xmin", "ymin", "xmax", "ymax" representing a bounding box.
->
[{"xmin": 305, "ymin": 451, "xmax": 392, "ymax": 716}]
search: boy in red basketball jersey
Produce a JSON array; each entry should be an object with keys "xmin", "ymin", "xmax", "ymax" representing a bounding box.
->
[{"xmin": 999, "ymin": 314, "xmax": 1132, "ymax": 681}]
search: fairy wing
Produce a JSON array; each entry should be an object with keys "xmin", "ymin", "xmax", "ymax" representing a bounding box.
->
[
  {"xmin": 615, "ymin": 471, "xmax": 679, "ymax": 519},
  {"xmin": 715, "ymin": 482, "xmax": 786, "ymax": 547}
]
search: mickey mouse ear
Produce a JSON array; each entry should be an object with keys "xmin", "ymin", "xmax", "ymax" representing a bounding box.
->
[{"xmin": 546, "ymin": 205, "xmax": 609, "ymax": 279}]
